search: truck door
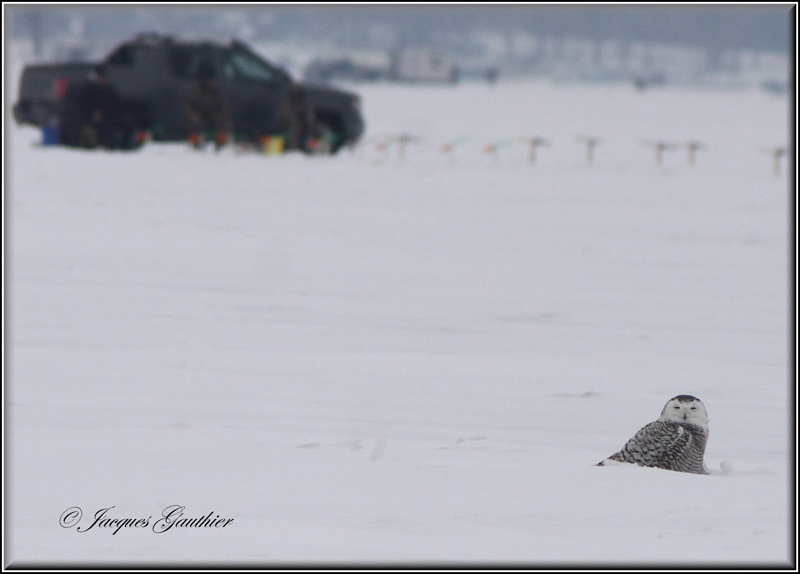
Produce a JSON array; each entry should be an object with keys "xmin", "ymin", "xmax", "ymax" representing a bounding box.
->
[
  {"xmin": 219, "ymin": 45, "xmax": 288, "ymax": 141},
  {"xmin": 167, "ymin": 44, "xmax": 217, "ymax": 140},
  {"xmin": 106, "ymin": 44, "xmax": 168, "ymax": 137}
]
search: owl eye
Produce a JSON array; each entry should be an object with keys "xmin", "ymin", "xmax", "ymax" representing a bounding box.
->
[
  {"xmin": 690, "ymin": 407, "xmax": 696, "ymax": 410},
  {"xmin": 673, "ymin": 406, "xmax": 680, "ymax": 409}
]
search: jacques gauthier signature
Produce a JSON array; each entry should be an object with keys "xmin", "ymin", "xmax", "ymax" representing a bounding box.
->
[{"xmin": 60, "ymin": 505, "xmax": 234, "ymax": 534}]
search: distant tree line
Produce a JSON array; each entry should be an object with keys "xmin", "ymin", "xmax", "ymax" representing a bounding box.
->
[{"xmin": 10, "ymin": 6, "xmax": 790, "ymax": 58}]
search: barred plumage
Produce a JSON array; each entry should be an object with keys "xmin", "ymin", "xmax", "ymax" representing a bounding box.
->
[{"xmin": 598, "ymin": 395, "xmax": 709, "ymax": 475}]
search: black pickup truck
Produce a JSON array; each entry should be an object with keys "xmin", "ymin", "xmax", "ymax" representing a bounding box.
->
[{"xmin": 13, "ymin": 33, "xmax": 364, "ymax": 152}]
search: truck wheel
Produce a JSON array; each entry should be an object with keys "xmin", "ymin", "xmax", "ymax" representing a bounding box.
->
[{"xmin": 314, "ymin": 118, "xmax": 344, "ymax": 155}]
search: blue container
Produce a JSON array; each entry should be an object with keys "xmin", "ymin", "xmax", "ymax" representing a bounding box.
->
[{"xmin": 42, "ymin": 125, "xmax": 61, "ymax": 146}]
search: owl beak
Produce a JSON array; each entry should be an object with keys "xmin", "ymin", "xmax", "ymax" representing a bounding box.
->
[{"xmin": 683, "ymin": 412, "xmax": 687, "ymax": 420}]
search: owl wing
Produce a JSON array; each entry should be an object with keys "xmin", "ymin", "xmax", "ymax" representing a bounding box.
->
[{"xmin": 600, "ymin": 421, "xmax": 692, "ymax": 469}]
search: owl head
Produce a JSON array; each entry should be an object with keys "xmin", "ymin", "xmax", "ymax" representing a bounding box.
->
[{"xmin": 658, "ymin": 395, "xmax": 709, "ymax": 427}]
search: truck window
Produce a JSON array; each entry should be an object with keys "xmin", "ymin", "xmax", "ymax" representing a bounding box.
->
[
  {"xmin": 223, "ymin": 48, "xmax": 275, "ymax": 83},
  {"xmin": 169, "ymin": 46, "xmax": 215, "ymax": 79},
  {"xmin": 106, "ymin": 45, "xmax": 136, "ymax": 66}
]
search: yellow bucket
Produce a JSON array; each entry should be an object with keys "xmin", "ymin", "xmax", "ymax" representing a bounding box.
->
[{"xmin": 262, "ymin": 135, "xmax": 285, "ymax": 155}]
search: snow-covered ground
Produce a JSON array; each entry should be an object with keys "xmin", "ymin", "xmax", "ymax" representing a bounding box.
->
[{"xmin": 8, "ymin": 79, "xmax": 791, "ymax": 566}]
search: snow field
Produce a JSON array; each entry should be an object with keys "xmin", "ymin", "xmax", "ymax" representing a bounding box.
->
[{"xmin": 9, "ymin": 78, "xmax": 790, "ymax": 565}]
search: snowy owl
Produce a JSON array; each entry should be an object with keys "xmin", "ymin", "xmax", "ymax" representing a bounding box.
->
[{"xmin": 597, "ymin": 395, "xmax": 709, "ymax": 474}]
